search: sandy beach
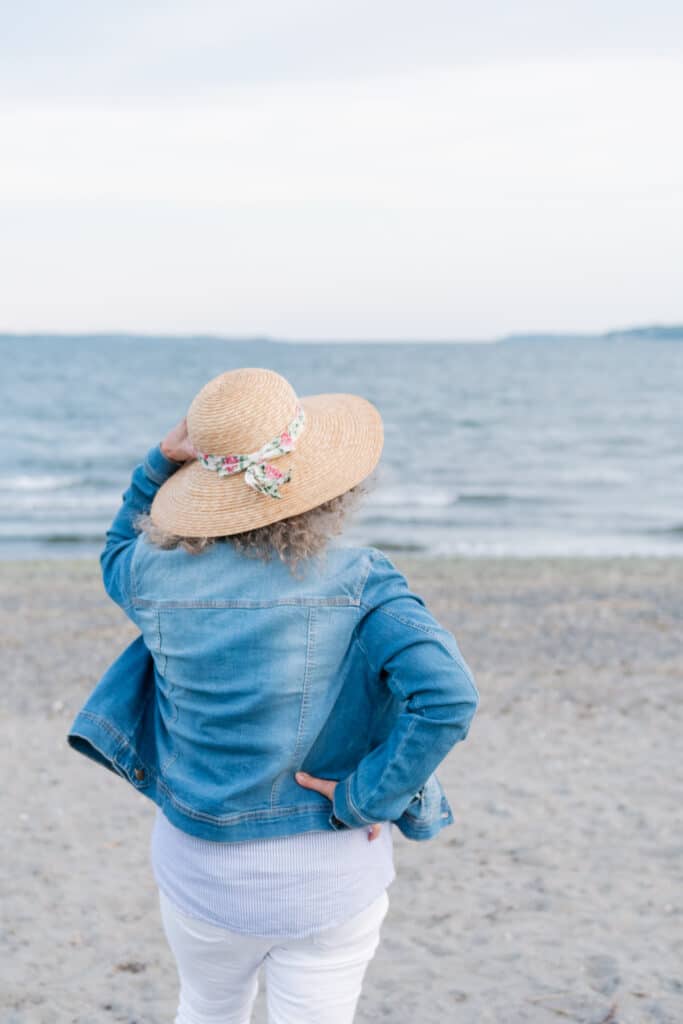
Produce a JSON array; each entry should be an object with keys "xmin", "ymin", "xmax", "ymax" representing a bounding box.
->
[{"xmin": 1, "ymin": 555, "xmax": 681, "ymax": 1024}]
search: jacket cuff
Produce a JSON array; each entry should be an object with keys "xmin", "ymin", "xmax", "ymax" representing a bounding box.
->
[
  {"xmin": 143, "ymin": 444, "xmax": 185, "ymax": 485},
  {"xmin": 330, "ymin": 776, "xmax": 374, "ymax": 829}
]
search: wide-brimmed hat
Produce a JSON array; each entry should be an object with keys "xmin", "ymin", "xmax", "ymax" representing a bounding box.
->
[{"xmin": 150, "ymin": 367, "xmax": 384, "ymax": 537}]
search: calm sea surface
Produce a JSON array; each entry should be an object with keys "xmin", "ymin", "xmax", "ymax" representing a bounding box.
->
[{"xmin": 1, "ymin": 335, "xmax": 682, "ymax": 559}]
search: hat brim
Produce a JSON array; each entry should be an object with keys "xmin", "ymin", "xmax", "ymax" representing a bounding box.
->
[{"xmin": 149, "ymin": 393, "xmax": 384, "ymax": 538}]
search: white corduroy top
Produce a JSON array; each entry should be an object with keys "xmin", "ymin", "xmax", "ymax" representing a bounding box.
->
[{"xmin": 150, "ymin": 807, "xmax": 395, "ymax": 938}]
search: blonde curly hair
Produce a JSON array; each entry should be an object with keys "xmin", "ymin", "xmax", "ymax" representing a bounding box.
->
[{"xmin": 133, "ymin": 482, "xmax": 366, "ymax": 575}]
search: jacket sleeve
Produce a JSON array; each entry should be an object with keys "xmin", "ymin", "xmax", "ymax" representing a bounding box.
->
[
  {"xmin": 330, "ymin": 551, "xmax": 479, "ymax": 829},
  {"xmin": 100, "ymin": 444, "xmax": 183, "ymax": 622}
]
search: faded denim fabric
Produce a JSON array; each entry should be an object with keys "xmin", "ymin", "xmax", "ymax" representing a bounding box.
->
[{"xmin": 68, "ymin": 445, "xmax": 479, "ymax": 842}]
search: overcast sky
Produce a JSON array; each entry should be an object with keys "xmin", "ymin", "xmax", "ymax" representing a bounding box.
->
[{"xmin": 1, "ymin": 1, "xmax": 682, "ymax": 339}]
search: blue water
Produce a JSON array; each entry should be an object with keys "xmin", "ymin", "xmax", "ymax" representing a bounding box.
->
[{"xmin": 1, "ymin": 335, "xmax": 682, "ymax": 559}]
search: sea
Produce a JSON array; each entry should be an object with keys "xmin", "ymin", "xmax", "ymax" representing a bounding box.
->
[{"xmin": 1, "ymin": 334, "xmax": 681, "ymax": 560}]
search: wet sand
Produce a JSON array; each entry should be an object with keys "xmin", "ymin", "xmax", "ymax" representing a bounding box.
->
[{"xmin": 1, "ymin": 556, "xmax": 681, "ymax": 1023}]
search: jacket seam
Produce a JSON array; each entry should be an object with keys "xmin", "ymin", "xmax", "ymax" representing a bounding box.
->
[
  {"xmin": 270, "ymin": 606, "xmax": 316, "ymax": 809},
  {"xmin": 293, "ymin": 606, "xmax": 315, "ymax": 767},
  {"xmin": 143, "ymin": 453, "xmax": 169, "ymax": 486},
  {"xmin": 129, "ymin": 674, "xmax": 154, "ymax": 740},
  {"xmin": 68, "ymin": 728, "xmax": 126, "ymax": 778},
  {"xmin": 353, "ymin": 627, "xmax": 405, "ymax": 700},
  {"xmin": 78, "ymin": 709, "xmax": 132, "ymax": 749},
  {"xmin": 359, "ymin": 600, "xmax": 473, "ymax": 676},
  {"xmin": 130, "ymin": 538, "xmax": 140, "ymax": 603},
  {"xmin": 359, "ymin": 601, "xmax": 439, "ymax": 637},
  {"xmin": 156, "ymin": 610, "xmax": 168, "ymax": 675},
  {"xmin": 157, "ymin": 783, "xmax": 328, "ymax": 825},
  {"xmin": 354, "ymin": 552, "xmax": 376, "ymax": 603},
  {"xmin": 155, "ymin": 609, "xmax": 162, "ymax": 657},
  {"xmin": 132, "ymin": 597, "xmax": 358, "ymax": 609},
  {"xmin": 344, "ymin": 778, "xmax": 375, "ymax": 825}
]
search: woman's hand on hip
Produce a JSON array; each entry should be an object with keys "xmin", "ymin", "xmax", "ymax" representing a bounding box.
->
[
  {"xmin": 295, "ymin": 772, "xmax": 382, "ymax": 842},
  {"xmin": 161, "ymin": 417, "xmax": 198, "ymax": 464}
]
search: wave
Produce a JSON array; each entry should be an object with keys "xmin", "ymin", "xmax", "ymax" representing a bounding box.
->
[
  {"xmin": 0, "ymin": 532, "xmax": 105, "ymax": 543},
  {"xmin": 0, "ymin": 474, "xmax": 85, "ymax": 491},
  {"xmin": 366, "ymin": 487, "xmax": 455, "ymax": 508},
  {"xmin": 366, "ymin": 487, "xmax": 551, "ymax": 508},
  {"xmin": 552, "ymin": 467, "xmax": 634, "ymax": 485},
  {"xmin": 366, "ymin": 539, "xmax": 428, "ymax": 553},
  {"xmin": 456, "ymin": 492, "xmax": 548, "ymax": 505},
  {"xmin": 0, "ymin": 492, "xmax": 121, "ymax": 511}
]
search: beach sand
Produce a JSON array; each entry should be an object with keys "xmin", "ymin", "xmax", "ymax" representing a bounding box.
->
[{"xmin": 1, "ymin": 556, "xmax": 681, "ymax": 1023}]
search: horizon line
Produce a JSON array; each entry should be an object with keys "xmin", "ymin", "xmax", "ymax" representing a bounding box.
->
[{"xmin": 1, "ymin": 323, "xmax": 682, "ymax": 344}]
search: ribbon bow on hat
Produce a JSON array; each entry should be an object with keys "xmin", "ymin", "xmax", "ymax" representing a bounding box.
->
[{"xmin": 196, "ymin": 404, "xmax": 306, "ymax": 499}]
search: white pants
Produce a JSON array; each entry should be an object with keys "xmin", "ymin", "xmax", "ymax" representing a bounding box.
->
[{"xmin": 158, "ymin": 888, "xmax": 390, "ymax": 1024}]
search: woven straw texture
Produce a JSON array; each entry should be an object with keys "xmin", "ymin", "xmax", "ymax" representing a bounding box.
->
[{"xmin": 150, "ymin": 368, "xmax": 384, "ymax": 537}]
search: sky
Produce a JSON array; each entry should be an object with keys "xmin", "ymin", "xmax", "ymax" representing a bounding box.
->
[{"xmin": 1, "ymin": 1, "xmax": 682, "ymax": 340}]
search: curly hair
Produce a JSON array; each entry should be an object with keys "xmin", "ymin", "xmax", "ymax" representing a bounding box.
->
[{"xmin": 133, "ymin": 482, "xmax": 367, "ymax": 576}]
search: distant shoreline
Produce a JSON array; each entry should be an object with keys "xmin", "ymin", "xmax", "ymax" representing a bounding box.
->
[{"xmin": 1, "ymin": 324, "xmax": 682, "ymax": 345}]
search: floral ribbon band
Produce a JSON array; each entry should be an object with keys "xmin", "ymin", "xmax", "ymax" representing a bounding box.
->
[{"xmin": 196, "ymin": 404, "xmax": 306, "ymax": 498}]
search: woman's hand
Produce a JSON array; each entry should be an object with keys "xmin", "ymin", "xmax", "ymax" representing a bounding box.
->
[
  {"xmin": 161, "ymin": 417, "xmax": 198, "ymax": 464},
  {"xmin": 295, "ymin": 772, "xmax": 382, "ymax": 841}
]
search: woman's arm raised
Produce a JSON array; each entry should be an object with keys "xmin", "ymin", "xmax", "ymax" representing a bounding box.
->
[{"xmin": 99, "ymin": 418, "xmax": 195, "ymax": 620}]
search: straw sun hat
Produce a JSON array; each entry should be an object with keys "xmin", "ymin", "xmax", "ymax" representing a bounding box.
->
[{"xmin": 150, "ymin": 368, "xmax": 384, "ymax": 538}]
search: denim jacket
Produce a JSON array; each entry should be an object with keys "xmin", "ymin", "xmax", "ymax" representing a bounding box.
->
[{"xmin": 68, "ymin": 445, "xmax": 479, "ymax": 842}]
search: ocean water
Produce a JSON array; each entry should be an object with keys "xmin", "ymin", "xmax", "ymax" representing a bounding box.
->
[{"xmin": 1, "ymin": 335, "xmax": 682, "ymax": 559}]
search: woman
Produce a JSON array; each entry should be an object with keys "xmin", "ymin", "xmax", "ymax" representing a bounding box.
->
[{"xmin": 72, "ymin": 367, "xmax": 479, "ymax": 1024}]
